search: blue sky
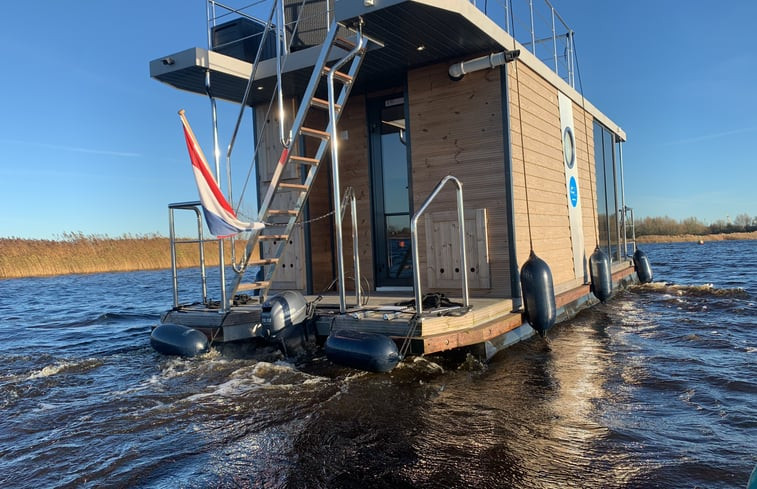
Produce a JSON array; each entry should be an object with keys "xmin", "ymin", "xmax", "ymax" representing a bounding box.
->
[{"xmin": 0, "ymin": 1, "xmax": 754, "ymax": 239}]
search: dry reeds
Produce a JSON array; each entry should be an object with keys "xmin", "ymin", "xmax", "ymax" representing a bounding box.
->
[{"xmin": 0, "ymin": 233, "xmax": 255, "ymax": 279}]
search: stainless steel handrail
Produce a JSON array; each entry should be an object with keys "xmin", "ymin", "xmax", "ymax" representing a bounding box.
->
[
  {"xmin": 339, "ymin": 187, "xmax": 362, "ymax": 308},
  {"xmin": 410, "ymin": 175, "xmax": 470, "ymax": 317},
  {"xmin": 168, "ymin": 201, "xmax": 208, "ymax": 307}
]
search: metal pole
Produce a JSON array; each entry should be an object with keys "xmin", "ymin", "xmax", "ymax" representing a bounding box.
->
[
  {"xmin": 326, "ymin": 36, "xmax": 364, "ymax": 313},
  {"xmin": 504, "ymin": 0, "xmax": 511, "ymax": 34},
  {"xmin": 350, "ymin": 191, "xmax": 362, "ymax": 307},
  {"xmin": 206, "ymin": 1, "xmax": 214, "ymax": 50},
  {"xmin": 196, "ymin": 208, "xmax": 208, "ymax": 304},
  {"xmin": 456, "ymin": 182, "xmax": 470, "ymax": 308},
  {"xmin": 529, "ymin": 0, "xmax": 536, "ymax": 56},
  {"xmin": 169, "ymin": 208, "xmax": 179, "ymax": 308},
  {"xmin": 568, "ymin": 30, "xmax": 575, "ymax": 87},
  {"xmin": 551, "ymin": 7, "xmax": 558, "ymax": 76},
  {"xmin": 276, "ymin": 0, "xmax": 290, "ymax": 147},
  {"xmin": 204, "ymin": 70, "xmax": 227, "ymax": 311},
  {"xmin": 618, "ymin": 139, "xmax": 628, "ymax": 256},
  {"xmin": 328, "ymin": 73, "xmax": 346, "ymax": 313}
]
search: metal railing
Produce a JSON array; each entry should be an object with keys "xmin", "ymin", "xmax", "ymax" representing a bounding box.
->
[
  {"xmin": 620, "ymin": 206, "xmax": 637, "ymax": 258},
  {"xmin": 168, "ymin": 201, "xmax": 209, "ymax": 308},
  {"xmin": 475, "ymin": 0, "xmax": 575, "ymax": 87},
  {"xmin": 410, "ymin": 175, "xmax": 470, "ymax": 317}
]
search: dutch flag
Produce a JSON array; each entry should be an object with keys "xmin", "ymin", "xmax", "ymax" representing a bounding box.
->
[{"xmin": 179, "ymin": 110, "xmax": 264, "ymax": 237}]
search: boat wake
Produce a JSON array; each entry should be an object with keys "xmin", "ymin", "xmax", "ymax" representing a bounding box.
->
[{"xmin": 634, "ymin": 281, "xmax": 749, "ymax": 299}]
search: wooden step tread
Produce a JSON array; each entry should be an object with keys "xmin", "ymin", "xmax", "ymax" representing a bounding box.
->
[
  {"xmin": 267, "ymin": 209, "xmax": 299, "ymax": 216},
  {"xmin": 300, "ymin": 126, "xmax": 330, "ymax": 139},
  {"xmin": 289, "ymin": 155, "xmax": 319, "ymax": 166},
  {"xmin": 322, "ymin": 66, "xmax": 353, "ymax": 84},
  {"xmin": 311, "ymin": 97, "xmax": 342, "ymax": 111},
  {"xmin": 334, "ymin": 36, "xmax": 357, "ymax": 51},
  {"xmin": 278, "ymin": 182, "xmax": 308, "ymax": 191},
  {"xmin": 237, "ymin": 281, "xmax": 271, "ymax": 292},
  {"xmin": 249, "ymin": 258, "xmax": 279, "ymax": 266}
]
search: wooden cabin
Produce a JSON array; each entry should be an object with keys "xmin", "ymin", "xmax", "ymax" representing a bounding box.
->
[{"xmin": 149, "ymin": 0, "xmax": 639, "ymax": 365}]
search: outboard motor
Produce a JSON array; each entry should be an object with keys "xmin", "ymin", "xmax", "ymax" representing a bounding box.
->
[
  {"xmin": 520, "ymin": 251, "xmax": 556, "ymax": 337},
  {"xmin": 589, "ymin": 246, "xmax": 612, "ymax": 302},
  {"xmin": 633, "ymin": 249, "xmax": 653, "ymax": 284},
  {"xmin": 260, "ymin": 291, "xmax": 311, "ymax": 353}
]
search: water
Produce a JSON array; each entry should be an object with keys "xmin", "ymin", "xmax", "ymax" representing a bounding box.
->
[{"xmin": 0, "ymin": 241, "xmax": 755, "ymax": 488}]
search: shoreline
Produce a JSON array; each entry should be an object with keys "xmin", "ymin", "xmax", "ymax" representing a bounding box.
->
[
  {"xmin": 636, "ymin": 230, "xmax": 757, "ymax": 244},
  {"xmin": 0, "ymin": 237, "xmax": 254, "ymax": 280},
  {"xmin": 2, "ymin": 232, "xmax": 755, "ymax": 279}
]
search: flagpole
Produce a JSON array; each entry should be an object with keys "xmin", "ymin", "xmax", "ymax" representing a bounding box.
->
[{"xmin": 204, "ymin": 72, "xmax": 229, "ymax": 313}]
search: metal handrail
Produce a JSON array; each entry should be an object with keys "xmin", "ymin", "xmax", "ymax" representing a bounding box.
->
[
  {"xmin": 410, "ymin": 175, "xmax": 470, "ymax": 317},
  {"xmin": 338, "ymin": 187, "xmax": 362, "ymax": 308},
  {"xmin": 168, "ymin": 201, "xmax": 208, "ymax": 307},
  {"xmin": 621, "ymin": 206, "xmax": 637, "ymax": 256}
]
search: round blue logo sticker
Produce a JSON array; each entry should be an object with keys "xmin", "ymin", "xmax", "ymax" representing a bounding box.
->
[{"xmin": 569, "ymin": 176, "xmax": 578, "ymax": 207}]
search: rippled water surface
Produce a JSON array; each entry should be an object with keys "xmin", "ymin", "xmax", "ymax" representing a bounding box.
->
[{"xmin": 1, "ymin": 241, "xmax": 755, "ymax": 488}]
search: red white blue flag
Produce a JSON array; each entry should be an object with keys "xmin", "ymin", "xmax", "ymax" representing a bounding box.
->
[{"xmin": 179, "ymin": 110, "xmax": 264, "ymax": 237}]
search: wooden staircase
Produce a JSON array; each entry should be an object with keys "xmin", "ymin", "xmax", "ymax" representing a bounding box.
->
[{"xmin": 229, "ymin": 21, "xmax": 369, "ymax": 304}]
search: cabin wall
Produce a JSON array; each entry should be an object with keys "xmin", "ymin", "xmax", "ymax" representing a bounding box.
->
[
  {"xmin": 507, "ymin": 59, "xmax": 598, "ymax": 288},
  {"xmin": 265, "ymin": 60, "xmax": 603, "ymax": 299},
  {"xmin": 407, "ymin": 63, "xmax": 510, "ymax": 298}
]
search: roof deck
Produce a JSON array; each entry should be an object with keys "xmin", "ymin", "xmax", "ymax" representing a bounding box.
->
[{"xmin": 149, "ymin": 0, "xmax": 624, "ymax": 138}]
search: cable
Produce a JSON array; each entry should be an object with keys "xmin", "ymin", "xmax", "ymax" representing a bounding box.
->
[
  {"xmin": 572, "ymin": 35, "xmax": 600, "ymax": 247},
  {"xmin": 509, "ymin": 5, "xmax": 534, "ymax": 252}
]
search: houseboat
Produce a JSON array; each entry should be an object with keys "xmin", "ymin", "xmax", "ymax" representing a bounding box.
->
[{"xmin": 148, "ymin": 0, "xmax": 652, "ymax": 371}]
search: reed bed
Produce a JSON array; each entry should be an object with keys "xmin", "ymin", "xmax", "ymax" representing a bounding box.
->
[{"xmin": 0, "ymin": 233, "xmax": 255, "ymax": 279}]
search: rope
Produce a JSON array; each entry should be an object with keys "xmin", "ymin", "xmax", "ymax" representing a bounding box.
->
[
  {"xmin": 398, "ymin": 315, "xmax": 419, "ymax": 360},
  {"xmin": 509, "ymin": 7, "xmax": 534, "ymax": 252}
]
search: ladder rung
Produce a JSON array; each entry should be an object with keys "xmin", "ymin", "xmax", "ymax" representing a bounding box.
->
[
  {"xmin": 259, "ymin": 234, "xmax": 288, "ymax": 241},
  {"xmin": 249, "ymin": 258, "xmax": 279, "ymax": 266},
  {"xmin": 334, "ymin": 36, "xmax": 357, "ymax": 51},
  {"xmin": 322, "ymin": 66, "xmax": 353, "ymax": 84},
  {"xmin": 311, "ymin": 97, "xmax": 342, "ymax": 111},
  {"xmin": 300, "ymin": 126, "xmax": 330, "ymax": 140},
  {"xmin": 237, "ymin": 281, "xmax": 270, "ymax": 292},
  {"xmin": 267, "ymin": 209, "xmax": 299, "ymax": 216},
  {"xmin": 278, "ymin": 182, "xmax": 308, "ymax": 191},
  {"xmin": 289, "ymin": 155, "xmax": 319, "ymax": 166}
]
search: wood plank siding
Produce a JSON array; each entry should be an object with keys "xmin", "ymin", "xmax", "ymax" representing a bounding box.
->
[
  {"xmin": 408, "ymin": 63, "xmax": 509, "ymax": 297},
  {"xmin": 262, "ymin": 55, "xmax": 605, "ymax": 300},
  {"xmin": 508, "ymin": 59, "xmax": 593, "ymax": 287}
]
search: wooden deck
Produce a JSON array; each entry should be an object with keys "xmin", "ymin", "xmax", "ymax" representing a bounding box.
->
[
  {"xmin": 163, "ymin": 261, "xmax": 637, "ymax": 356},
  {"xmin": 313, "ymin": 260, "xmax": 636, "ymax": 355}
]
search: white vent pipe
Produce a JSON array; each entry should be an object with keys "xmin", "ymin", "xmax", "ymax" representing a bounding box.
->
[{"xmin": 448, "ymin": 49, "xmax": 520, "ymax": 80}]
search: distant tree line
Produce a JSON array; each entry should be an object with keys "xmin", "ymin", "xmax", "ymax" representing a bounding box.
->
[{"xmin": 635, "ymin": 214, "xmax": 757, "ymax": 236}]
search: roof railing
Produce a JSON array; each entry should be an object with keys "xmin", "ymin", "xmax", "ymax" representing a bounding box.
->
[{"xmin": 475, "ymin": 0, "xmax": 576, "ymax": 88}]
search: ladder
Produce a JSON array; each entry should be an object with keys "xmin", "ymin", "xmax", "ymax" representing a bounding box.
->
[{"xmin": 228, "ymin": 20, "xmax": 369, "ymax": 305}]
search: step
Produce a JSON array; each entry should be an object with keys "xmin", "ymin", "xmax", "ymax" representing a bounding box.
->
[
  {"xmin": 311, "ymin": 97, "xmax": 342, "ymax": 112},
  {"xmin": 334, "ymin": 36, "xmax": 357, "ymax": 51},
  {"xmin": 237, "ymin": 281, "xmax": 271, "ymax": 292},
  {"xmin": 289, "ymin": 155, "xmax": 319, "ymax": 166},
  {"xmin": 258, "ymin": 234, "xmax": 288, "ymax": 241},
  {"xmin": 322, "ymin": 66, "xmax": 353, "ymax": 84},
  {"xmin": 249, "ymin": 258, "xmax": 279, "ymax": 266},
  {"xmin": 267, "ymin": 209, "xmax": 299, "ymax": 216},
  {"xmin": 300, "ymin": 126, "xmax": 330, "ymax": 140},
  {"xmin": 278, "ymin": 182, "xmax": 308, "ymax": 191}
]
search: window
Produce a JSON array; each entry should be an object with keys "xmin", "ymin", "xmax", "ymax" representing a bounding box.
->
[{"xmin": 593, "ymin": 121, "xmax": 622, "ymax": 262}]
